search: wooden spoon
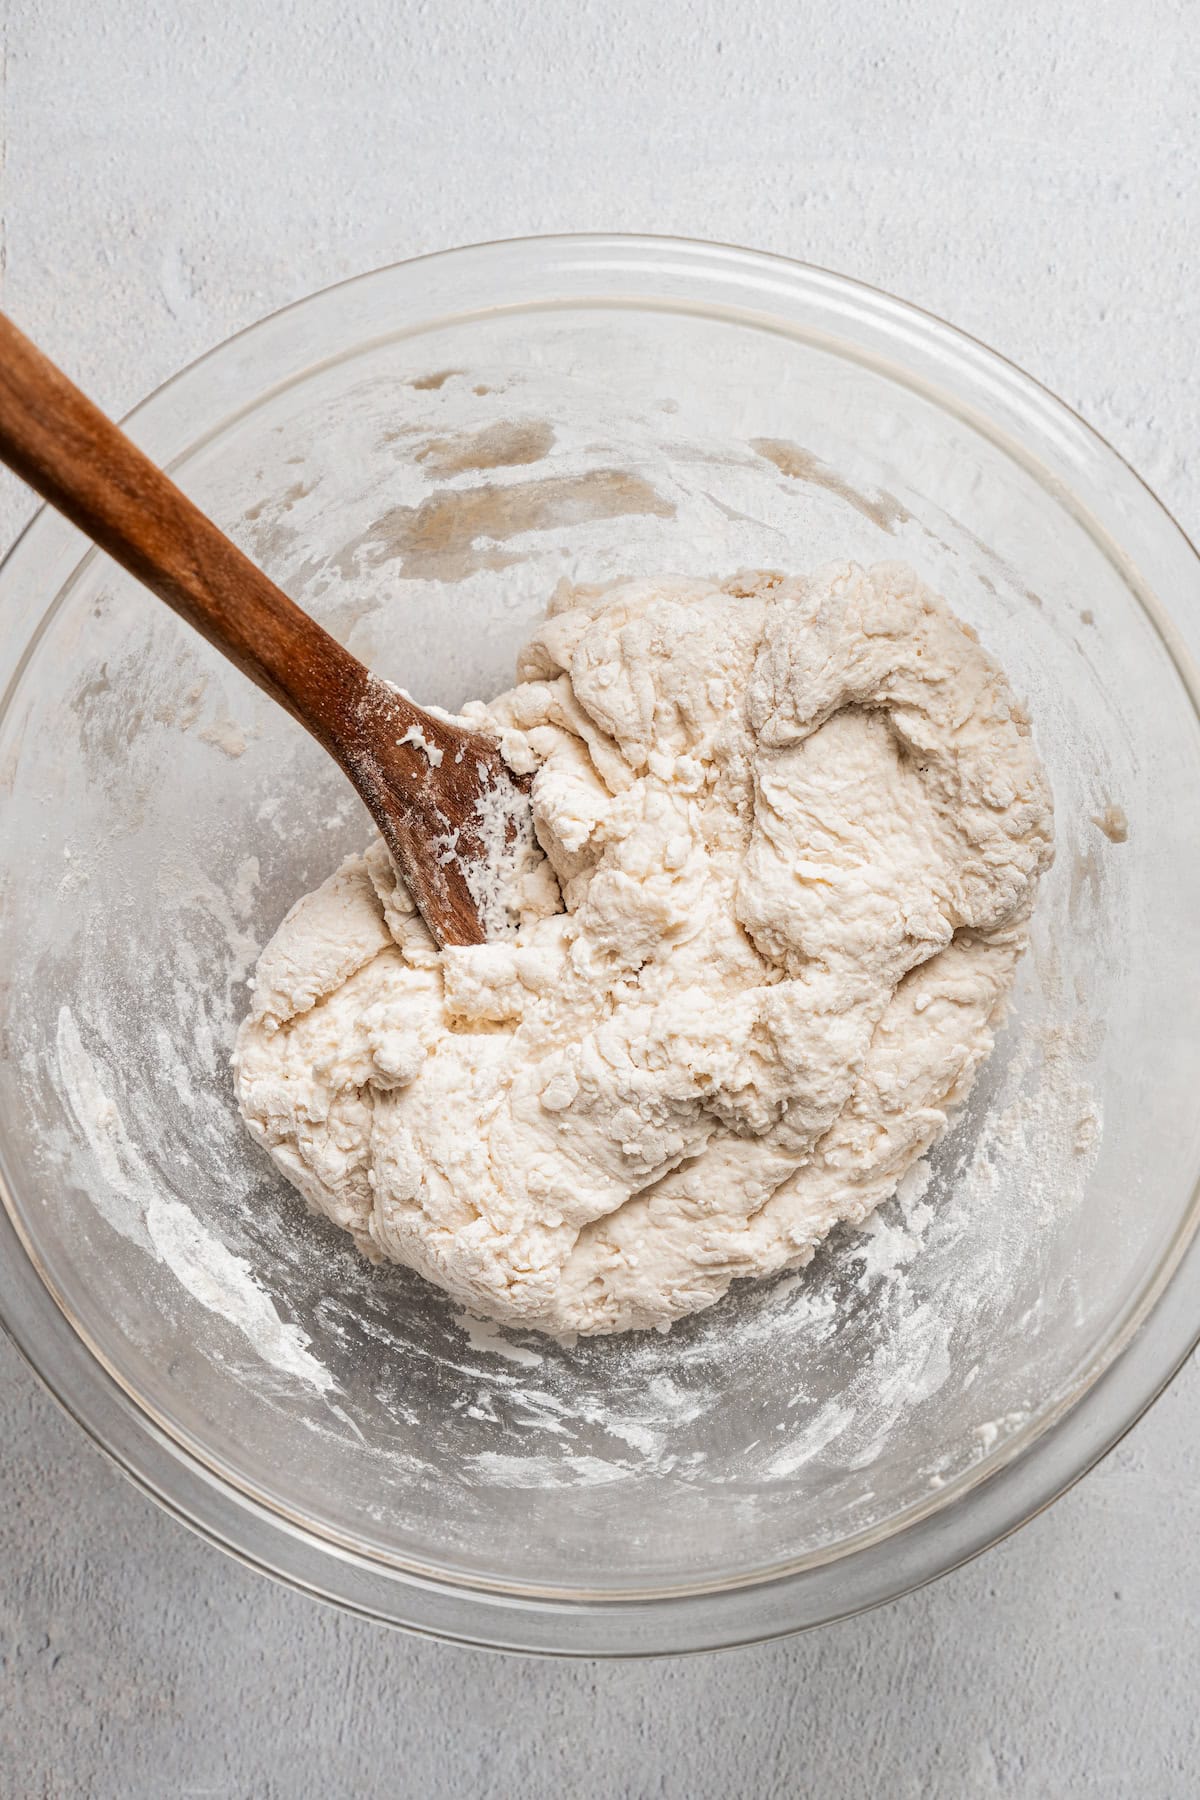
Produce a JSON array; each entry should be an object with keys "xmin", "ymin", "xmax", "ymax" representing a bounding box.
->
[{"xmin": 0, "ymin": 310, "xmax": 535, "ymax": 947}]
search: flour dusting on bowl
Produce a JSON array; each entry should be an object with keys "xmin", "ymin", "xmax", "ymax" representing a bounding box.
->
[{"xmin": 1, "ymin": 242, "xmax": 1192, "ymax": 1654}]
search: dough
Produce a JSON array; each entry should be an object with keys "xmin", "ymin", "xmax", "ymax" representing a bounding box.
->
[{"xmin": 234, "ymin": 563, "xmax": 1053, "ymax": 1335}]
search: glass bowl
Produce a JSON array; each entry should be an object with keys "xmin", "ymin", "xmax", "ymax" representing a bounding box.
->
[{"xmin": 2, "ymin": 236, "xmax": 1199, "ymax": 1657}]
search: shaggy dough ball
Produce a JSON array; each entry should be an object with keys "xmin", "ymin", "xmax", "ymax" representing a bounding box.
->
[{"xmin": 234, "ymin": 563, "xmax": 1053, "ymax": 1335}]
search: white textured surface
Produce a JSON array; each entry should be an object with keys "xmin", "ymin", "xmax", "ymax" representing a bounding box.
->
[
  {"xmin": 235, "ymin": 568, "xmax": 1051, "ymax": 1334},
  {"xmin": 3, "ymin": 0, "xmax": 1200, "ymax": 1792}
]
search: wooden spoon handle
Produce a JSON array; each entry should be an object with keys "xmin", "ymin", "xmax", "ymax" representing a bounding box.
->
[{"xmin": 0, "ymin": 309, "xmax": 373, "ymax": 757}]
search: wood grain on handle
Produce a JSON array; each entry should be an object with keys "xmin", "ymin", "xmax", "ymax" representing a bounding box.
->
[
  {"xmin": 0, "ymin": 308, "xmax": 378, "ymax": 752},
  {"xmin": 0, "ymin": 309, "xmax": 530, "ymax": 947}
]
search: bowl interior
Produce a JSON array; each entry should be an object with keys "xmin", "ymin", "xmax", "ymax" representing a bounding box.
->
[{"xmin": 2, "ymin": 257, "xmax": 1200, "ymax": 1603}]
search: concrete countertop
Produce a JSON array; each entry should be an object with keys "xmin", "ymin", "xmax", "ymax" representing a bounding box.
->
[{"xmin": 3, "ymin": 2, "xmax": 1199, "ymax": 1793}]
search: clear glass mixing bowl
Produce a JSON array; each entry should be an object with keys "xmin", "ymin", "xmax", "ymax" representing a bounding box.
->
[{"xmin": 2, "ymin": 236, "xmax": 1199, "ymax": 1656}]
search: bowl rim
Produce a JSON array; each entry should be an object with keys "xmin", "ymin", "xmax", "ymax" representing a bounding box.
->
[{"xmin": 2, "ymin": 230, "xmax": 1199, "ymax": 1656}]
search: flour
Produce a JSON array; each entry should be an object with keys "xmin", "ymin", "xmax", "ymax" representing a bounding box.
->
[
  {"xmin": 53, "ymin": 1006, "xmax": 151, "ymax": 1253},
  {"xmin": 975, "ymin": 1410, "xmax": 1031, "ymax": 1454},
  {"xmin": 469, "ymin": 1450, "xmax": 636, "ymax": 1489},
  {"xmin": 54, "ymin": 1003, "xmax": 334, "ymax": 1394},
  {"xmin": 236, "ymin": 562, "xmax": 1053, "ymax": 1336},
  {"xmin": 452, "ymin": 759, "xmax": 543, "ymax": 942},
  {"xmin": 854, "ymin": 1161, "xmax": 935, "ymax": 1289},
  {"xmin": 767, "ymin": 1401, "xmax": 857, "ymax": 1478},
  {"xmin": 145, "ymin": 1192, "xmax": 335, "ymax": 1393}
]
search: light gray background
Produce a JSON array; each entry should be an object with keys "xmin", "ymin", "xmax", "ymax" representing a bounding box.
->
[{"xmin": 2, "ymin": 2, "xmax": 1198, "ymax": 1794}]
